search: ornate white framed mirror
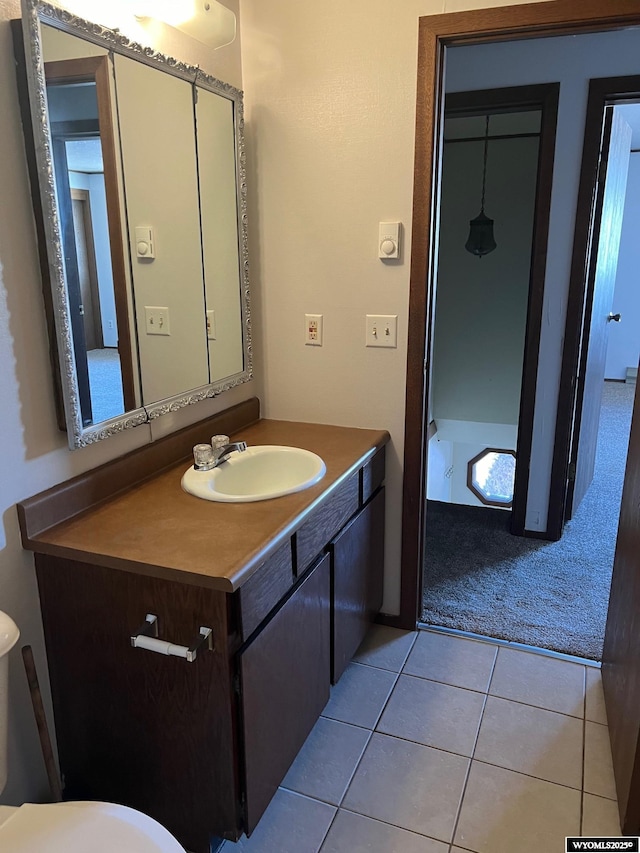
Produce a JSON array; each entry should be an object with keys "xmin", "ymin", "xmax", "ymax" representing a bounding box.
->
[{"xmin": 15, "ymin": 0, "xmax": 252, "ymax": 449}]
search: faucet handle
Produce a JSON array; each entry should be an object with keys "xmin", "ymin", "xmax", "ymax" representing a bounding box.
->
[
  {"xmin": 211, "ymin": 434, "xmax": 229, "ymax": 451},
  {"xmin": 193, "ymin": 444, "xmax": 215, "ymax": 471}
]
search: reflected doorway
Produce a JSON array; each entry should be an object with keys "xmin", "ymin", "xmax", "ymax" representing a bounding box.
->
[{"xmin": 45, "ymin": 55, "xmax": 137, "ymax": 425}]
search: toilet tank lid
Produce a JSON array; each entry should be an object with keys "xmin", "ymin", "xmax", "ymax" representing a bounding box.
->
[
  {"xmin": 0, "ymin": 802, "xmax": 187, "ymax": 853},
  {"xmin": 0, "ymin": 612, "xmax": 19, "ymax": 657}
]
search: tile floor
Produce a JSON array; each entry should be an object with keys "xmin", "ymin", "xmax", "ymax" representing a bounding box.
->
[{"xmin": 221, "ymin": 625, "xmax": 621, "ymax": 853}]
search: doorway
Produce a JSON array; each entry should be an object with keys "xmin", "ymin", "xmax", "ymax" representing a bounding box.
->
[
  {"xmin": 45, "ymin": 55, "xmax": 137, "ymax": 423},
  {"xmin": 401, "ymin": 4, "xmax": 640, "ymax": 829},
  {"xmin": 421, "ymin": 78, "xmax": 640, "ymax": 658},
  {"xmin": 426, "ymin": 84, "xmax": 558, "ymax": 533},
  {"xmin": 399, "ymin": 2, "xmax": 640, "ymax": 628}
]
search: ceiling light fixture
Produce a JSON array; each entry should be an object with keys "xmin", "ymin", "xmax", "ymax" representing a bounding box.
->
[
  {"xmin": 465, "ymin": 114, "xmax": 497, "ymax": 259},
  {"xmin": 135, "ymin": 0, "xmax": 236, "ymax": 49}
]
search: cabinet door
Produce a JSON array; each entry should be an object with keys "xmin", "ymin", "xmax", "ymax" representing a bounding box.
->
[
  {"xmin": 239, "ymin": 553, "xmax": 330, "ymax": 835},
  {"xmin": 331, "ymin": 487, "xmax": 385, "ymax": 683},
  {"xmin": 35, "ymin": 557, "xmax": 237, "ymax": 853}
]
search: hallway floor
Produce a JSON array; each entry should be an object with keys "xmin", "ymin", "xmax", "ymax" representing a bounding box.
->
[
  {"xmin": 422, "ymin": 380, "xmax": 636, "ymax": 659},
  {"xmin": 222, "ymin": 625, "xmax": 620, "ymax": 853}
]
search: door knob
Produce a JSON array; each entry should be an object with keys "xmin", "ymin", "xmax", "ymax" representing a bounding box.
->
[{"xmin": 607, "ymin": 312, "xmax": 621, "ymax": 323}]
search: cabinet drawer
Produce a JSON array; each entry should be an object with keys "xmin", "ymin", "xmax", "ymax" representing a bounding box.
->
[
  {"xmin": 296, "ymin": 474, "xmax": 359, "ymax": 572},
  {"xmin": 238, "ymin": 541, "xmax": 294, "ymax": 640}
]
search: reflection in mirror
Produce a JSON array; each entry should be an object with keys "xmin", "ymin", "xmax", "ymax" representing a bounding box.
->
[
  {"xmin": 15, "ymin": 0, "xmax": 252, "ymax": 448},
  {"xmin": 113, "ymin": 52, "xmax": 209, "ymax": 404},
  {"xmin": 196, "ymin": 85, "xmax": 244, "ymax": 382},
  {"xmin": 43, "ymin": 38, "xmax": 138, "ymax": 426}
]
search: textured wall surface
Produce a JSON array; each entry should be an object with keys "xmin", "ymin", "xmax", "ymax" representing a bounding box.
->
[{"xmin": 239, "ymin": 0, "xmax": 554, "ymax": 614}]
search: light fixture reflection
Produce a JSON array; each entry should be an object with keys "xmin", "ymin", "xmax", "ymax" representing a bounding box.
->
[{"xmin": 135, "ymin": 0, "xmax": 236, "ymax": 48}]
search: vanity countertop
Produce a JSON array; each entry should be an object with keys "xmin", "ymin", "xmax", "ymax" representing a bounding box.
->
[{"xmin": 19, "ymin": 419, "xmax": 389, "ymax": 592}]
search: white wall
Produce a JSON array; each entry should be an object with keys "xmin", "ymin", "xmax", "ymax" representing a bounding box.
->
[
  {"xmin": 115, "ymin": 55, "xmax": 209, "ymax": 404},
  {"xmin": 0, "ymin": 0, "xmax": 253, "ymax": 806},
  {"xmin": 238, "ymin": 0, "xmax": 557, "ymax": 614},
  {"xmin": 606, "ymin": 152, "xmax": 640, "ymax": 381},
  {"xmin": 445, "ymin": 29, "xmax": 640, "ymax": 530}
]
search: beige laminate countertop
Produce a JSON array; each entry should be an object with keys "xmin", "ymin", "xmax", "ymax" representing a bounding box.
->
[{"xmin": 25, "ymin": 420, "xmax": 389, "ymax": 592}]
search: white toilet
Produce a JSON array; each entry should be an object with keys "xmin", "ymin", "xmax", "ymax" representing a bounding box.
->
[{"xmin": 0, "ymin": 611, "xmax": 187, "ymax": 852}]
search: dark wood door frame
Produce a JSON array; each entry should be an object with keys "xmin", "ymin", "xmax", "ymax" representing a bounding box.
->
[
  {"xmin": 442, "ymin": 83, "xmax": 559, "ymax": 537},
  {"xmin": 397, "ymin": 0, "xmax": 640, "ymax": 631},
  {"xmin": 548, "ymin": 75, "xmax": 640, "ymax": 539}
]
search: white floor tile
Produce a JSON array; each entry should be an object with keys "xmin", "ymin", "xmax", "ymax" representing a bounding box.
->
[
  {"xmin": 319, "ymin": 809, "xmax": 448, "ymax": 853},
  {"xmin": 489, "ymin": 646, "xmax": 585, "ymax": 717},
  {"xmin": 322, "ymin": 662, "xmax": 397, "ymax": 729},
  {"xmin": 455, "ymin": 762, "xmax": 581, "ymax": 853},
  {"xmin": 474, "ymin": 695, "xmax": 583, "ymax": 789},
  {"xmin": 282, "ymin": 717, "xmax": 370, "ymax": 805},
  {"xmin": 377, "ymin": 673, "xmax": 485, "ymax": 756},
  {"xmin": 404, "ymin": 631, "xmax": 497, "ymax": 692},
  {"xmin": 582, "ymin": 793, "xmax": 622, "ymax": 836},
  {"xmin": 342, "ymin": 732, "xmax": 469, "ymax": 843},
  {"xmin": 352, "ymin": 625, "xmax": 417, "ymax": 672},
  {"xmin": 585, "ymin": 667, "xmax": 608, "ymax": 725},
  {"xmin": 222, "ymin": 788, "xmax": 335, "ymax": 853},
  {"xmin": 584, "ymin": 721, "xmax": 617, "ymax": 800}
]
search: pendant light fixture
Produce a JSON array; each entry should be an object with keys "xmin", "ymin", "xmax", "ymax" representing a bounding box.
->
[{"xmin": 465, "ymin": 114, "xmax": 497, "ymax": 258}]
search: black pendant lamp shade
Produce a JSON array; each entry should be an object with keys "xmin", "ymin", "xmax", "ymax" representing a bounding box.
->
[{"xmin": 465, "ymin": 114, "xmax": 497, "ymax": 258}]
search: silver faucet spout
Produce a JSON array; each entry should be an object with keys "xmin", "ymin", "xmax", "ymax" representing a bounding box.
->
[{"xmin": 214, "ymin": 441, "xmax": 247, "ymax": 466}]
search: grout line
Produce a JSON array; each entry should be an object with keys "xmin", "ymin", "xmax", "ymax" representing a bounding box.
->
[
  {"xmin": 485, "ymin": 641, "xmax": 499, "ymax": 695},
  {"xmin": 316, "ymin": 806, "xmax": 339, "ymax": 853},
  {"xmin": 448, "ymin": 654, "xmax": 496, "ymax": 848},
  {"xmin": 370, "ymin": 729, "xmax": 480, "ymax": 763},
  {"xmin": 336, "ymin": 804, "xmax": 452, "ymax": 847},
  {"xmin": 371, "ymin": 669, "xmax": 403, "ymax": 730},
  {"xmin": 470, "ymin": 757, "xmax": 583, "ymax": 793},
  {"xmin": 581, "ymin": 666, "xmax": 587, "ymax": 834},
  {"xmin": 335, "ymin": 729, "xmax": 373, "ymax": 809},
  {"xmin": 398, "ymin": 670, "xmax": 488, "ymax": 696},
  {"xmin": 483, "ymin": 692, "xmax": 584, "ymax": 721}
]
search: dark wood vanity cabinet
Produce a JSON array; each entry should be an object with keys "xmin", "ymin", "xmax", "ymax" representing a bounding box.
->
[
  {"xmin": 240, "ymin": 553, "xmax": 331, "ymax": 834},
  {"xmin": 330, "ymin": 487, "xmax": 385, "ymax": 683},
  {"xmin": 26, "ymin": 433, "xmax": 386, "ymax": 853}
]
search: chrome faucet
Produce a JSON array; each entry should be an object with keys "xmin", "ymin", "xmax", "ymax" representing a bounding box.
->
[{"xmin": 211, "ymin": 435, "xmax": 247, "ymax": 466}]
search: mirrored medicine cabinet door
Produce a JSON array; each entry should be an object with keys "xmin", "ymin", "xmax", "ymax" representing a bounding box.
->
[{"xmin": 16, "ymin": 0, "xmax": 252, "ymax": 448}]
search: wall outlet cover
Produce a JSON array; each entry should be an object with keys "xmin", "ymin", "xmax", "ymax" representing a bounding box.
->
[{"xmin": 305, "ymin": 314, "xmax": 323, "ymax": 346}]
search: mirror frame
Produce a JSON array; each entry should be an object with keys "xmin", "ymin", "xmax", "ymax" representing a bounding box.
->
[{"xmin": 20, "ymin": 0, "xmax": 252, "ymax": 448}]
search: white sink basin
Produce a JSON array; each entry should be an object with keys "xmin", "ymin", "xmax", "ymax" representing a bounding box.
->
[{"xmin": 181, "ymin": 445, "xmax": 326, "ymax": 503}]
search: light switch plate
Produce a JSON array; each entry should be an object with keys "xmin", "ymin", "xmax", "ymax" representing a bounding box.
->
[
  {"xmin": 366, "ymin": 314, "xmax": 397, "ymax": 348},
  {"xmin": 144, "ymin": 306, "xmax": 170, "ymax": 336},
  {"xmin": 206, "ymin": 309, "xmax": 217, "ymax": 340}
]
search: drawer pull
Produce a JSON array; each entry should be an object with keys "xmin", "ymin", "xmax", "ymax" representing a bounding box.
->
[{"xmin": 130, "ymin": 614, "xmax": 213, "ymax": 662}]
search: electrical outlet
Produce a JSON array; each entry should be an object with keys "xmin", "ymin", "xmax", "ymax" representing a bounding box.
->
[
  {"xmin": 144, "ymin": 306, "xmax": 170, "ymax": 336},
  {"xmin": 365, "ymin": 314, "xmax": 397, "ymax": 348},
  {"xmin": 206, "ymin": 309, "xmax": 217, "ymax": 340},
  {"xmin": 305, "ymin": 314, "xmax": 323, "ymax": 346}
]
